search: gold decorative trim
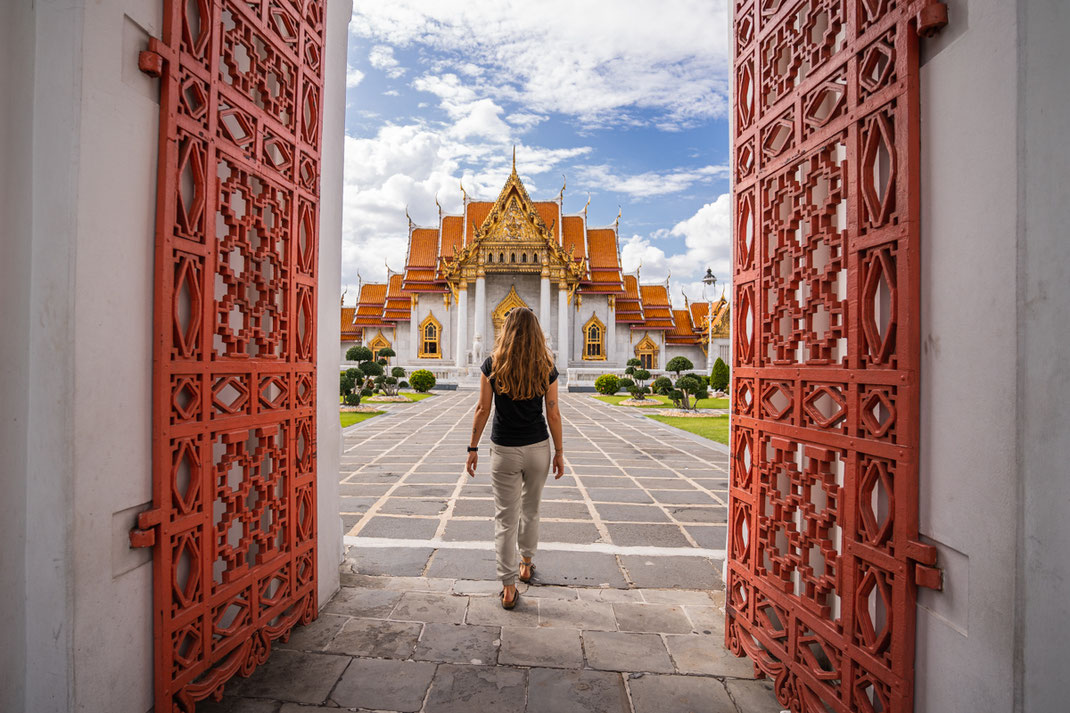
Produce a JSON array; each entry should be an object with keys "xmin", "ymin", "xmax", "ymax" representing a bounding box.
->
[
  {"xmin": 582, "ymin": 313, "xmax": 607, "ymax": 361},
  {"xmin": 418, "ymin": 314, "xmax": 442, "ymax": 359}
]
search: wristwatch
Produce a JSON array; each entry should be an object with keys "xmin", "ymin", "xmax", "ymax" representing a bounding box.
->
[{"xmin": 467, "ymin": 446, "xmax": 478, "ymax": 453}]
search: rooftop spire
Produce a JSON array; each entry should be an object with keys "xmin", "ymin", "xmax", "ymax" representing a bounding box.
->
[
  {"xmin": 557, "ymin": 174, "xmax": 566, "ymax": 203},
  {"xmin": 459, "ymin": 179, "xmax": 468, "ymax": 204},
  {"xmin": 512, "ymin": 145, "xmax": 517, "ymax": 173}
]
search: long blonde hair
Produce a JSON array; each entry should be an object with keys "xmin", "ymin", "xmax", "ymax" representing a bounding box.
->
[{"xmin": 490, "ymin": 307, "xmax": 555, "ymax": 400}]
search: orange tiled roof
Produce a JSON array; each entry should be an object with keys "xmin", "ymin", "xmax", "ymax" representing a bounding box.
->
[
  {"xmin": 561, "ymin": 216, "xmax": 586, "ymax": 262},
  {"xmin": 408, "ymin": 229, "xmax": 439, "ymax": 267},
  {"xmin": 439, "ymin": 216, "xmax": 463, "ymax": 259},
  {"xmin": 383, "ymin": 274, "xmax": 411, "ymax": 322},
  {"xmin": 534, "ymin": 202, "xmax": 559, "ymax": 236},
  {"xmin": 638, "ymin": 285, "xmax": 674, "ymax": 329},
  {"xmin": 616, "ymin": 274, "xmax": 644, "ymax": 323},
  {"xmin": 666, "ymin": 309, "xmax": 700, "ymax": 344},
  {"xmin": 352, "ymin": 282, "xmax": 390, "ymax": 327},
  {"xmin": 340, "ymin": 306, "xmax": 361, "ymax": 339},
  {"xmin": 466, "ymin": 202, "xmax": 493, "ymax": 243}
]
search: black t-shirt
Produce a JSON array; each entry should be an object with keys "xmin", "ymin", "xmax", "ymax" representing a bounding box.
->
[{"xmin": 480, "ymin": 356, "xmax": 558, "ymax": 446}]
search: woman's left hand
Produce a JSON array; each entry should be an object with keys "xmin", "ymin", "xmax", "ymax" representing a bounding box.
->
[{"xmin": 465, "ymin": 451, "xmax": 478, "ymax": 477}]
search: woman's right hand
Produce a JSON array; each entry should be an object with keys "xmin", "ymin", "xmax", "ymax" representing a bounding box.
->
[
  {"xmin": 466, "ymin": 451, "xmax": 478, "ymax": 477},
  {"xmin": 552, "ymin": 451, "xmax": 564, "ymax": 479}
]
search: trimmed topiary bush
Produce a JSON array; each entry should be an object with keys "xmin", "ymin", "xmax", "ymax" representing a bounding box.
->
[
  {"xmin": 343, "ymin": 393, "xmax": 360, "ymax": 406},
  {"xmin": 410, "ymin": 369, "xmax": 436, "ymax": 393},
  {"xmin": 668, "ymin": 389, "xmax": 685, "ymax": 408},
  {"xmin": 345, "ymin": 345, "xmax": 372, "ymax": 363},
  {"xmin": 618, "ymin": 377, "xmax": 635, "ymax": 391},
  {"xmin": 665, "ymin": 355, "xmax": 694, "ymax": 376},
  {"xmin": 594, "ymin": 374, "xmax": 621, "ymax": 395},
  {"xmin": 711, "ymin": 357, "xmax": 730, "ymax": 392},
  {"xmin": 651, "ymin": 376, "xmax": 673, "ymax": 395},
  {"xmin": 675, "ymin": 374, "xmax": 704, "ymax": 410}
]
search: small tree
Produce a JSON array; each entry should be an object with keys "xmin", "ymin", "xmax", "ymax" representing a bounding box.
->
[
  {"xmin": 377, "ymin": 347, "xmax": 396, "ymax": 363},
  {"xmin": 651, "ymin": 376, "xmax": 673, "ymax": 395},
  {"xmin": 410, "ymin": 369, "xmax": 436, "ymax": 393},
  {"xmin": 665, "ymin": 355, "xmax": 694, "ymax": 377},
  {"xmin": 346, "ymin": 345, "xmax": 372, "ymax": 363},
  {"xmin": 618, "ymin": 377, "xmax": 635, "ymax": 391},
  {"xmin": 630, "ymin": 369, "xmax": 651, "ymax": 400},
  {"xmin": 675, "ymin": 374, "xmax": 703, "ymax": 411},
  {"xmin": 360, "ymin": 360, "xmax": 384, "ymax": 380},
  {"xmin": 595, "ymin": 374, "xmax": 621, "ymax": 395},
  {"xmin": 711, "ymin": 357, "xmax": 730, "ymax": 392},
  {"xmin": 379, "ymin": 366, "xmax": 406, "ymax": 397},
  {"xmin": 668, "ymin": 389, "xmax": 685, "ymax": 408}
]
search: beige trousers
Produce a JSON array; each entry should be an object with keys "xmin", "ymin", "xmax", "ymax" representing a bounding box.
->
[{"xmin": 490, "ymin": 438, "xmax": 552, "ymax": 585}]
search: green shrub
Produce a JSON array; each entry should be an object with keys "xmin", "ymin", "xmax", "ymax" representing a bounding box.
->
[
  {"xmin": 410, "ymin": 369, "xmax": 436, "ymax": 392},
  {"xmin": 665, "ymin": 356, "xmax": 694, "ymax": 375},
  {"xmin": 360, "ymin": 387, "xmax": 373, "ymax": 397},
  {"xmin": 594, "ymin": 374, "xmax": 621, "ymax": 395},
  {"xmin": 651, "ymin": 376, "xmax": 673, "ymax": 395},
  {"xmin": 618, "ymin": 377, "xmax": 635, "ymax": 390},
  {"xmin": 377, "ymin": 347, "xmax": 396, "ymax": 360},
  {"xmin": 668, "ymin": 389, "xmax": 685, "ymax": 408},
  {"xmin": 399, "ymin": 380, "xmax": 409, "ymax": 389},
  {"xmin": 360, "ymin": 361, "xmax": 384, "ymax": 378},
  {"xmin": 343, "ymin": 393, "xmax": 360, "ymax": 406},
  {"xmin": 711, "ymin": 357, "xmax": 730, "ymax": 391},
  {"xmin": 346, "ymin": 345, "xmax": 372, "ymax": 362},
  {"xmin": 391, "ymin": 366, "xmax": 406, "ymax": 378},
  {"xmin": 627, "ymin": 383, "xmax": 649, "ymax": 399},
  {"xmin": 675, "ymin": 375, "xmax": 704, "ymax": 410}
]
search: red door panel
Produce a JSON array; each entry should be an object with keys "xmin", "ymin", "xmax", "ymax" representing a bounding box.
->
[
  {"xmin": 132, "ymin": 2, "xmax": 325, "ymax": 710},
  {"xmin": 727, "ymin": 2, "xmax": 947, "ymax": 711}
]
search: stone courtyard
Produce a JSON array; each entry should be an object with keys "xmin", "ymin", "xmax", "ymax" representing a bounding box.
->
[{"xmin": 203, "ymin": 393, "xmax": 780, "ymax": 713}]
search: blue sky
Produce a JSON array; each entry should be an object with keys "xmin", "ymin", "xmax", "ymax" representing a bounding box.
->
[{"xmin": 342, "ymin": 1, "xmax": 732, "ymax": 307}]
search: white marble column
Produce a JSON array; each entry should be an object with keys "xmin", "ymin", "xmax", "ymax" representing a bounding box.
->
[
  {"xmin": 607, "ymin": 297, "xmax": 616, "ymax": 363},
  {"xmin": 557, "ymin": 282, "xmax": 569, "ymax": 367},
  {"xmin": 409, "ymin": 307, "xmax": 418, "ymax": 362},
  {"xmin": 455, "ymin": 283, "xmax": 468, "ymax": 367},
  {"xmin": 474, "ymin": 275, "xmax": 486, "ymax": 349},
  {"xmin": 540, "ymin": 275, "xmax": 551, "ymax": 333}
]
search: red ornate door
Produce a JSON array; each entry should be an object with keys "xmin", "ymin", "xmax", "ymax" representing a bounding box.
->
[
  {"xmin": 130, "ymin": 2, "xmax": 325, "ymax": 710},
  {"xmin": 727, "ymin": 2, "xmax": 947, "ymax": 711}
]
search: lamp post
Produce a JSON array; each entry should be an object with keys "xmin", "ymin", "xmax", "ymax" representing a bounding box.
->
[{"xmin": 702, "ymin": 268, "xmax": 717, "ymax": 372}]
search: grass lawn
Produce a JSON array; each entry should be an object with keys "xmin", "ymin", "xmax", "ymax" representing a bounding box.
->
[
  {"xmin": 594, "ymin": 394, "xmax": 730, "ymax": 410},
  {"xmin": 645, "ymin": 414, "xmax": 730, "ymax": 445},
  {"xmin": 403, "ymin": 392, "xmax": 435, "ymax": 402},
  {"xmin": 593, "ymin": 394, "xmax": 673, "ymax": 408},
  {"xmin": 340, "ymin": 411, "xmax": 383, "ymax": 428}
]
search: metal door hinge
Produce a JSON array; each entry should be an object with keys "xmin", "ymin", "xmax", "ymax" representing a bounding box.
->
[
  {"xmin": 906, "ymin": 539, "xmax": 943, "ymax": 590},
  {"xmin": 129, "ymin": 508, "xmax": 164, "ymax": 548}
]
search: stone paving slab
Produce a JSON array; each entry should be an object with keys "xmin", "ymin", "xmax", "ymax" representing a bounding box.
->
[{"xmin": 206, "ymin": 391, "xmax": 782, "ymax": 713}]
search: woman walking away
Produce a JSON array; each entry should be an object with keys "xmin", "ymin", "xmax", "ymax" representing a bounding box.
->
[{"xmin": 465, "ymin": 307, "xmax": 564, "ymax": 609}]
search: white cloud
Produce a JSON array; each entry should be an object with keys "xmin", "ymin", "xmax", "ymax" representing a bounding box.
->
[
  {"xmin": 620, "ymin": 193, "xmax": 732, "ymax": 307},
  {"xmin": 346, "ymin": 66, "xmax": 365, "ymax": 88},
  {"xmin": 341, "ymin": 122, "xmax": 592, "ymax": 295},
  {"xmin": 507, "ymin": 112, "xmax": 547, "ymax": 132},
  {"xmin": 368, "ymin": 44, "xmax": 406, "ymax": 78},
  {"xmin": 575, "ymin": 163, "xmax": 729, "ymax": 198},
  {"xmin": 350, "ymin": 1, "xmax": 730, "ymax": 129},
  {"xmin": 448, "ymin": 98, "xmax": 512, "ymax": 141}
]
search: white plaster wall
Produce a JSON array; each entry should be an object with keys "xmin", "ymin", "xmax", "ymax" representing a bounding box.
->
[
  {"xmin": 916, "ymin": 0, "xmax": 1019, "ymax": 710},
  {"xmin": 1017, "ymin": 1, "xmax": 1070, "ymax": 709},
  {"xmin": 663, "ymin": 346, "xmax": 707, "ymax": 373},
  {"xmin": 69, "ymin": 3, "xmax": 163, "ymax": 709},
  {"xmin": 317, "ymin": 0, "xmax": 353, "ymax": 610},
  {"xmin": 0, "ymin": 2, "xmax": 39, "ymax": 710}
]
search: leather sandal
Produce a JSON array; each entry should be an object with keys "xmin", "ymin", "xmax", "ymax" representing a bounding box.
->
[
  {"xmin": 500, "ymin": 587, "xmax": 519, "ymax": 609},
  {"xmin": 519, "ymin": 560, "xmax": 536, "ymax": 583}
]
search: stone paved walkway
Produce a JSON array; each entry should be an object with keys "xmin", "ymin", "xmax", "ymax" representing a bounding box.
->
[{"xmin": 202, "ymin": 393, "xmax": 781, "ymax": 713}]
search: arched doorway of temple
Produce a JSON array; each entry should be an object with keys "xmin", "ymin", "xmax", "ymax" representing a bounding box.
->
[{"xmin": 492, "ymin": 285, "xmax": 531, "ymax": 344}]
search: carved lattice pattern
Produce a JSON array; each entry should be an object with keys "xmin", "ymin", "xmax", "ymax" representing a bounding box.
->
[
  {"xmin": 144, "ymin": 1, "xmax": 324, "ymax": 710},
  {"xmin": 728, "ymin": 2, "xmax": 946, "ymax": 712}
]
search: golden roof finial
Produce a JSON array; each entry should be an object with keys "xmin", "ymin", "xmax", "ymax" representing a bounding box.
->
[
  {"xmin": 615, "ymin": 205, "xmax": 622, "ymax": 229},
  {"xmin": 583, "ymin": 193, "xmax": 591, "ymax": 218},
  {"xmin": 340, "ymin": 287, "xmax": 347, "ymax": 306},
  {"xmin": 405, "ymin": 206, "xmax": 413, "ymax": 231},
  {"xmin": 434, "ymin": 192, "xmax": 442, "ymax": 220},
  {"xmin": 512, "ymin": 145, "xmax": 517, "ymax": 173},
  {"xmin": 558, "ymin": 174, "xmax": 566, "ymax": 202},
  {"xmin": 459, "ymin": 179, "xmax": 468, "ymax": 204}
]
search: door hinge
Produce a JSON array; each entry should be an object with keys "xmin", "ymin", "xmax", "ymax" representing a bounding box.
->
[
  {"xmin": 906, "ymin": 539, "xmax": 943, "ymax": 591},
  {"xmin": 129, "ymin": 508, "xmax": 164, "ymax": 548}
]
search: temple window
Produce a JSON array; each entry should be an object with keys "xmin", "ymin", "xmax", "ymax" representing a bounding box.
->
[
  {"xmin": 499, "ymin": 252, "xmax": 504, "ymax": 262},
  {"xmin": 635, "ymin": 335, "xmax": 658, "ymax": 370},
  {"xmin": 511, "ymin": 253, "xmax": 516, "ymax": 263},
  {"xmin": 487, "ymin": 253, "xmax": 493, "ymax": 263},
  {"xmin": 368, "ymin": 332, "xmax": 391, "ymax": 362},
  {"xmin": 419, "ymin": 315, "xmax": 442, "ymax": 358},
  {"xmin": 583, "ymin": 314, "xmax": 606, "ymax": 360},
  {"xmin": 521, "ymin": 253, "xmax": 527, "ymax": 263},
  {"xmin": 533, "ymin": 253, "xmax": 539, "ymax": 263}
]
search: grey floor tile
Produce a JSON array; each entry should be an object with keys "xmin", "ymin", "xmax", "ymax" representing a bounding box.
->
[
  {"xmin": 684, "ymin": 525, "xmax": 728, "ymax": 549},
  {"xmin": 620, "ymin": 555, "xmax": 723, "ymax": 590},
  {"xmin": 425, "ymin": 547, "xmax": 498, "ymax": 580},
  {"xmin": 326, "ymin": 617, "xmax": 423, "ymax": 658},
  {"xmin": 582, "ymin": 631, "xmax": 674, "ymax": 673},
  {"xmin": 594, "ymin": 503, "xmax": 672, "ymax": 523},
  {"xmin": 723, "ymin": 679, "xmax": 784, "ymax": 712},
  {"xmin": 612, "ymin": 602, "xmax": 693, "ymax": 634},
  {"xmin": 527, "ymin": 668, "xmax": 630, "ymax": 713},
  {"xmin": 377, "ymin": 498, "xmax": 449, "ymax": 516},
  {"xmin": 358, "ymin": 515, "xmax": 441, "ymax": 539},
  {"xmin": 538, "ymin": 598, "xmax": 617, "ymax": 631},
  {"xmin": 440, "ymin": 519, "xmax": 495, "ymax": 541},
  {"xmin": 329, "ymin": 657, "xmax": 436, "ymax": 712},
  {"xmin": 499, "ymin": 626, "xmax": 584, "ymax": 668},
  {"xmin": 225, "ymin": 650, "xmax": 349, "ymax": 704},
  {"xmin": 323, "ymin": 587, "xmax": 403, "ymax": 618},
  {"xmin": 605, "ymin": 523, "xmax": 693, "ymax": 548},
  {"xmin": 628, "ymin": 673, "xmax": 736, "ymax": 713},
  {"xmin": 389, "ymin": 591, "xmax": 469, "ymax": 624},
  {"xmin": 527, "ymin": 551, "xmax": 628, "ymax": 588},
  {"xmin": 277, "ymin": 613, "xmax": 348, "ymax": 652},
  {"xmin": 346, "ymin": 546, "xmax": 434, "ymax": 577},
  {"xmin": 465, "ymin": 591, "xmax": 541, "ymax": 627},
  {"xmin": 587, "ymin": 487, "xmax": 655, "ymax": 504},
  {"xmin": 414, "ymin": 622, "xmax": 501, "ymax": 665},
  {"xmin": 664, "ymin": 633, "xmax": 757, "ymax": 677},
  {"xmin": 424, "ymin": 664, "xmax": 527, "ymax": 712}
]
